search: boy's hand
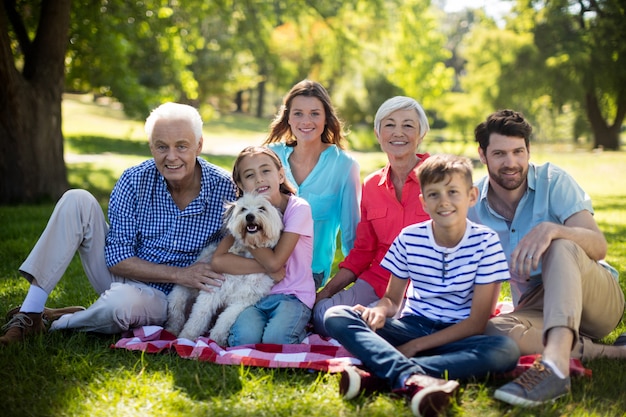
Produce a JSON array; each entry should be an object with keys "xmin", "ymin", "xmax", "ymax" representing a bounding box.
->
[
  {"xmin": 353, "ymin": 304, "xmax": 386, "ymax": 330},
  {"xmin": 396, "ymin": 340, "xmax": 420, "ymax": 358}
]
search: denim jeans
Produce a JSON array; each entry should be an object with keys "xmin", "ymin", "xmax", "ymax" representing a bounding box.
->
[
  {"xmin": 228, "ymin": 293, "xmax": 312, "ymax": 346},
  {"xmin": 324, "ymin": 305, "xmax": 520, "ymax": 389}
]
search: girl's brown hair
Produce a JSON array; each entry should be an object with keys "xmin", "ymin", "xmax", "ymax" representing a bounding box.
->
[
  {"xmin": 263, "ymin": 79, "xmax": 347, "ymax": 149},
  {"xmin": 232, "ymin": 146, "xmax": 297, "ymax": 197}
]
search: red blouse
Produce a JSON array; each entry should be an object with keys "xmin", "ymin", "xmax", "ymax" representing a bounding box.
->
[{"xmin": 339, "ymin": 153, "xmax": 431, "ymax": 297}]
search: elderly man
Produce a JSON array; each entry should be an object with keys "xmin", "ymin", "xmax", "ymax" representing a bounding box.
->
[
  {"xmin": 468, "ymin": 109, "xmax": 625, "ymax": 407},
  {"xmin": 0, "ymin": 102, "xmax": 237, "ymax": 345}
]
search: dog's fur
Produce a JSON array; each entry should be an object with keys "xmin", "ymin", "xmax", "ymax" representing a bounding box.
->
[{"xmin": 165, "ymin": 192, "xmax": 283, "ymax": 345}]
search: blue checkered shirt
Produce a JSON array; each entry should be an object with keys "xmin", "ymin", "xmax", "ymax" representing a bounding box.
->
[{"xmin": 105, "ymin": 157, "xmax": 237, "ymax": 295}]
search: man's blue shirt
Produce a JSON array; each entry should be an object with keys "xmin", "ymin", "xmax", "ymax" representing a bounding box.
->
[{"xmin": 468, "ymin": 162, "xmax": 593, "ymax": 304}]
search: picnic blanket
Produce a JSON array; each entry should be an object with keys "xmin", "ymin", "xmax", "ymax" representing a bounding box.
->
[
  {"xmin": 111, "ymin": 326, "xmax": 360, "ymax": 373},
  {"xmin": 110, "ymin": 325, "xmax": 591, "ymax": 377}
]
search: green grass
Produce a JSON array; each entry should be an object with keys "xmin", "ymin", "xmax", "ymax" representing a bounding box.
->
[{"xmin": 1, "ymin": 96, "xmax": 625, "ymax": 417}]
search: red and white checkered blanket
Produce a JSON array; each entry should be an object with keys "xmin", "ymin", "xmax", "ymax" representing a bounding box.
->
[
  {"xmin": 111, "ymin": 326, "xmax": 360, "ymax": 373},
  {"xmin": 110, "ymin": 325, "xmax": 591, "ymax": 377}
]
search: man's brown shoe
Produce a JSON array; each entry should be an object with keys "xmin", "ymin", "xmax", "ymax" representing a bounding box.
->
[
  {"xmin": 5, "ymin": 305, "xmax": 85, "ymax": 322},
  {"xmin": 0, "ymin": 312, "xmax": 46, "ymax": 346}
]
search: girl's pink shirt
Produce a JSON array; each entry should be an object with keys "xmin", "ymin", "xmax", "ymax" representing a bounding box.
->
[{"xmin": 269, "ymin": 195, "xmax": 316, "ymax": 308}]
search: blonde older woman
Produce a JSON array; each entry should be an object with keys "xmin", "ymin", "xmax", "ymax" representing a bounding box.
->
[{"xmin": 313, "ymin": 96, "xmax": 432, "ymax": 336}]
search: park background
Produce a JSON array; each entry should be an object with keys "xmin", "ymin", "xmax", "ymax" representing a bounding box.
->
[{"xmin": 1, "ymin": 1, "xmax": 625, "ymax": 416}]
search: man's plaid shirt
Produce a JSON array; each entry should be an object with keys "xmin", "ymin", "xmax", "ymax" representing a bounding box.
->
[{"xmin": 105, "ymin": 157, "xmax": 237, "ymax": 295}]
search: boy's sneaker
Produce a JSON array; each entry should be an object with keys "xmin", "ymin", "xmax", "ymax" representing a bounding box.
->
[
  {"xmin": 394, "ymin": 373, "xmax": 460, "ymax": 417},
  {"xmin": 494, "ymin": 359, "xmax": 571, "ymax": 407},
  {"xmin": 339, "ymin": 365, "xmax": 388, "ymax": 399},
  {"xmin": 0, "ymin": 312, "xmax": 46, "ymax": 346}
]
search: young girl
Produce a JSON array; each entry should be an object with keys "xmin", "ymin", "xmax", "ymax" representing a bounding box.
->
[{"xmin": 210, "ymin": 146, "xmax": 315, "ymax": 346}]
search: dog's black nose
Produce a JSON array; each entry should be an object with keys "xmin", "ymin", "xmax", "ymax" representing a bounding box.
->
[{"xmin": 246, "ymin": 213, "xmax": 255, "ymax": 222}]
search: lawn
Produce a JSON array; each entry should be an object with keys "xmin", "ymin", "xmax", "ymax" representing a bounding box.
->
[{"xmin": 0, "ymin": 96, "xmax": 625, "ymax": 417}]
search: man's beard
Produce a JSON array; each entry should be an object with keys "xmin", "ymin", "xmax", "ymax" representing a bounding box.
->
[{"xmin": 488, "ymin": 165, "xmax": 527, "ymax": 191}]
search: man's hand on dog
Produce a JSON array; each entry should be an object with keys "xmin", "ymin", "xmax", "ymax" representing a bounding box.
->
[{"xmin": 181, "ymin": 262, "xmax": 225, "ymax": 291}]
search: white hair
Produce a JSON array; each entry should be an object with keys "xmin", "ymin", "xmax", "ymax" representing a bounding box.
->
[
  {"xmin": 144, "ymin": 102, "xmax": 203, "ymax": 143},
  {"xmin": 373, "ymin": 96, "xmax": 430, "ymax": 139}
]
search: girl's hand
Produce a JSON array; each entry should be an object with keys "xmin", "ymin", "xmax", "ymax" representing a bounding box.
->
[{"xmin": 268, "ymin": 266, "xmax": 286, "ymax": 282}]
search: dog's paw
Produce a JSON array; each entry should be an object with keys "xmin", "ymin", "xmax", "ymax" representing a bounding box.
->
[
  {"xmin": 163, "ymin": 326, "xmax": 179, "ymax": 336},
  {"xmin": 163, "ymin": 319, "xmax": 184, "ymax": 336},
  {"xmin": 177, "ymin": 330, "xmax": 200, "ymax": 341},
  {"xmin": 209, "ymin": 329, "xmax": 228, "ymax": 346}
]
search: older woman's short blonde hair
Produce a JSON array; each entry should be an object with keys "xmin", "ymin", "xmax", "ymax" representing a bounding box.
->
[
  {"xmin": 373, "ymin": 96, "xmax": 430, "ymax": 140},
  {"xmin": 144, "ymin": 102, "xmax": 203, "ymax": 144}
]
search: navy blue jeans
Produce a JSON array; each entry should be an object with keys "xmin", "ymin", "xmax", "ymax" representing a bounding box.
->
[
  {"xmin": 228, "ymin": 293, "xmax": 311, "ymax": 346},
  {"xmin": 324, "ymin": 305, "xmax": 520, "ymax": 390}
]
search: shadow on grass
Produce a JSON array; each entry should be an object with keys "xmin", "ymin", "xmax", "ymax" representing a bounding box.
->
[
  {"xmin": 594, "ymin": 195, "xmax": 626, "ymax": 262},
  {"xmin": 205, "ymin": 113, "xmax": 271, "ymax": 133},
  {"xmin": 65, "ymin": 135, "xmax": 152, "ymax": 158},
  {"xmin": 64, "ymin": 133, "xmax": 237, "ymax": 201},
  {"xmin": 68, "ymin": 163, "xmax": 120, "ymax": 202},
  {"xmin": 593, "ymin": 195, "xmax": 626, "ymax": 213}
]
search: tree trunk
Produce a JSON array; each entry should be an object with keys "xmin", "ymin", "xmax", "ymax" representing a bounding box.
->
[
  {"xmin": 234, "ymin": 90, "xmax": 244, "ymax": 113},
  {"xmin": 0, "ymin": 0, "xmax": 71, "ymax": 204},
  {"xmin": 256, "ymin": 80, "xmax": 266, "ymax": 119},
  {"xmin": 585, "ymin": 91, "xmax": 624, "ymax": 150}
]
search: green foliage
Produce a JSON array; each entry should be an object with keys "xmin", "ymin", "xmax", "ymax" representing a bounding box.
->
[
  {"xmin": 506, "ymin": 0, "xmax": 625, "ymax": 148},
  {"xmin": 459, "ymin": 24, "xmax": 538, "ymax": 119},
  {"xmin": 63, "ymin": 0, "xmax": 393, "ymax": 119},
  {"xmin": 444, "ymin": 0, "xmax": 626, "ymax": 148},
  {"xmin": 385, "ymin": 0, "xmax": 455, "ymax": 110},
  {"xmin": 60, "ymin": 0, "xmax": 465, "ymax": 126},
  {"xmin": 66, "ymin": 1, "xmax": 180, "ymax": 117},
  {"xmin": 8, "ymin": 0, "xmax": 626, "ymax": 153}
]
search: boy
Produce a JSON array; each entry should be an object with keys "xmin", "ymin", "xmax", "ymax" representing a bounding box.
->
[{"xmin": 324, "ymin": 154, "xmax": 520, "ymax": 417}]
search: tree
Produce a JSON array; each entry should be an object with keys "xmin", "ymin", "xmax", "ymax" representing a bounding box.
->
[
  {"xmin": 0, "ymin": 0, "xmax": 458, "ymax": 204},
  {"xmin": 458, "ymin": 20, "xmax": 539, "ymax": 121},
  {"xmin": 66, "ymin": 0, "xmax": 207, "ymax": 118},
  {"xmin": 385, "ymin": 0, "xmax": 455, "ymax": 111},
  {"xmin": 0, "ymin": 0, "xmax": 71, "ymax": 203},
  {"xmin": 515, "ymin": 0, "xmax": 625, "ymax": 149}
]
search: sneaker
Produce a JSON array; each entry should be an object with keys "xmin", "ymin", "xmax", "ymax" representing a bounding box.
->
[
  {"xmin": 339, "ymin": 365, "xmax": 388, "ymax": 399},
  {"xmin": 0, "ymin": 312, "xmax": 46, "ymax": 346},
  {"xmin": 394, "ymin": 373, "xmax": 460, "ymax": 417},
  {"xmin": 494, "ymin": 359, "xmax": 571, "ymax": 407},
  {"xmin": 5, "ymin": 305, "xmax": 85, "ymax": 322}
]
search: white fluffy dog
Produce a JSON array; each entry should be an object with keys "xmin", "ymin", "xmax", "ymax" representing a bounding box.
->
[{"xmin": 165, "ymin": 192, "xmax": 283, "ymax": 345}]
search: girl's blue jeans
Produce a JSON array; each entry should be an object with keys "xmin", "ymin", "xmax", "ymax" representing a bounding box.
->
[{"xmin": 228, "ymin": 293, "xmax": 311, "ymax": 346}]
